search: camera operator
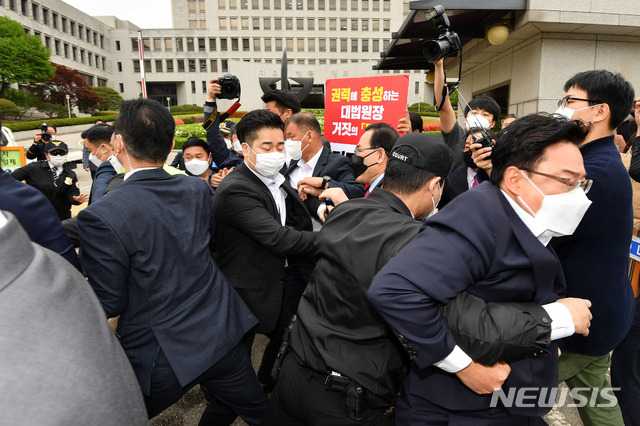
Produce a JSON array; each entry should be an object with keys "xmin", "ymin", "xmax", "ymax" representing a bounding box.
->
[
  {"xmin": 27, "ymin": 123, "xmax": 58, "ymax": 161},
  {"xmin": 433, "ymin": 58, "xmax": 500, "ymax": 171}
]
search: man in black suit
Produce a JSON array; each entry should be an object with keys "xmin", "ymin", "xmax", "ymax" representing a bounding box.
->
[
  {"xmin": 11, "ymin": 141, "xmax": 88, "ymax": 220},
  {"xmin": 78, "ymin": 99, "xmax": 266, "ymax": 424},
  {"xmin": 212, "ymin": 109, "xmax": 316, "ymax": 393}
]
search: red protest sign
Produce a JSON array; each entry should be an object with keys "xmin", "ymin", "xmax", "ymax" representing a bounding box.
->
[{"xmin": 324, "ymin": 75, "xmax": 409, "ymax": 153}]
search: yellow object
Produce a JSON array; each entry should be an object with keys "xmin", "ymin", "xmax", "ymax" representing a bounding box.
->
[{"xmin": 488, "ymin": 24, "xmax": 509, "ymax": 45}]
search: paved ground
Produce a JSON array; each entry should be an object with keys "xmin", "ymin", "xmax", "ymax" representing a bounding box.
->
[{"xmin": 15, "ymin": 130, "xmax": 586, "ymax": 425}]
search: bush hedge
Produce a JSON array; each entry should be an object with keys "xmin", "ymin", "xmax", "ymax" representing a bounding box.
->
[
  {"xmin": 4, "ymin": 115, "xmax": 118, "ymax": 132},
  {"xmin": 170, "ymin": 104, "xmax": 204, "ymax": 114}
]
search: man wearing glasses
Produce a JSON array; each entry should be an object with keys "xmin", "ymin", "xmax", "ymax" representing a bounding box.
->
[
  {"xmin": 551, "ymin": 71, "xmax": 636, "ymax": 426},
  {"xmin": 11, "ymin": 141, "xmax": 88, "ymax": 220},
  {"xmin": 370, "ymin": 114, "xmax": 594, "ymax": 424}
]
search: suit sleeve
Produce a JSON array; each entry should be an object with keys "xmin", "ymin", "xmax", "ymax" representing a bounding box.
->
[
  {"xmin": 219, "ymin": 183, "xmax": 316, "ymax": 256},
  {"xmin": 326, "ymin": 155, "xmax": 365, "ymax": 199},
  {"xmin": 26, "ymin": 141, "xmax": 44, "ymax": 160},
  {"xmin": 441, "ymin": 292, "xmax": 552, "ymax": 365},
  {"xmin": 368, "ymin": 222, "xmax": 494, "ymax": 371},
  {"xmin": 68, "ymin": 173, "xmax": 82, "ymax": 205},
  {"xmin": 10, "ymin": 165, "xmax": 29, "ymax": 181},
  {"xmin": 78, "ymin": 208, "xmax": 130, "ymax": 318},
  {"xmin": 204, "ymin": 102, "xmax": 241, "ymax": 169}
]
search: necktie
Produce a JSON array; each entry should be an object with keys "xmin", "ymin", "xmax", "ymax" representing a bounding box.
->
[
  {"xmin": 472, "ymin": 174, "xmax": 479, "ymax": 187},
  {"xmin": 364, "ymin": 188, "xmax": 370, "ymax": 198},
  {"xmin": 51, "ymin": 167, "xmax": 61, "ymax": 186}
]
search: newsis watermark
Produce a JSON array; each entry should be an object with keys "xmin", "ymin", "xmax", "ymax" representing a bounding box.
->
[{"xmin": 490, "ymin": 387, "xmax": 619, "ymax": 408}]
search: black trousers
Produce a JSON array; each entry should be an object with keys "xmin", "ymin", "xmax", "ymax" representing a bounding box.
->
[
  {"xmin": 611, "ymin": 298, "xmax": 640, "ymax": 426},
  {"xmin": 261, "ymin": 354, "xmax": 395, "ymax": 426},
  {"xmin": 144, "ymin": 342, "xmax": 267, "ymax": 426}
]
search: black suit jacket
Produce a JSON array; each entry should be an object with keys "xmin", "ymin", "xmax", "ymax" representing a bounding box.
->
[
  {"xmin": 440, "ymin": 167, "xmax": 489, "ymax": 210},
  {"xmin": 11, "ymin": 161, "xmax": 80, "ymax": 220},
  {"xmin": 213, "ymin": 162, "xmax": 316, "ymax": 333},
  {"xmin": 283, "ymin": 147, "xmax": 365, "ymax": 219}
]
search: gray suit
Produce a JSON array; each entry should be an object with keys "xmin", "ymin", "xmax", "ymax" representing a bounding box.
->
[{"xmin": 0, "ymin": 212, "xmax": 147, "ymax": 426}]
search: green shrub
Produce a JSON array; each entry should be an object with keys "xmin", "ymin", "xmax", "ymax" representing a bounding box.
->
[
  {"xmin": 0, "ymin": 99, "xmax": 20, "ymax": 119},
  {"xmin": 4, "ymin": 115, "xmax": 119, "ymax": 132},
  {"xmin": 94, "ymin": 110, "xmax": 119, "ymax": 116},
  {"xmin": 408, "ymin": 102, "xmax": 437, "ymax": 113},
  {"xmin": 170, "ymin": 104, "xmax": 204, "ymax": 114},
  {"xmin": 174, "ymin": 123, "xmax": 207, "ymax": 148}
]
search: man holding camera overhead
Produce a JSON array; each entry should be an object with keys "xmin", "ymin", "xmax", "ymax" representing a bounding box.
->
[{"xmin": 26, "ymin": 123, "xmax": 58, "ymax": 161}]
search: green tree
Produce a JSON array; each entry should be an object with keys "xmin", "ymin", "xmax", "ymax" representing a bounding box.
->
[
  {"xmin": 0, "ymin": 16, "xmax": 55, "ymax": 97},
  {"xmin": 0, "ymin": 98, "xmax": 20, "ymax": 119},
  {"xmin": 90, "ymin": 86, "xmax": 123, "ymax": 111}
]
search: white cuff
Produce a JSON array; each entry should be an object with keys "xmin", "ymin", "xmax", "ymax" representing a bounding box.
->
[
  {"xmin": 316, "ymin": 202, "xmax": 327, "ymax": 218},
  {"xmin": 434, "ymin": 345, "xmax": 472, "ymax": 373},
  {"xmin": 542, "ymin": 302, "xmax": 575, "ymax": 341}
]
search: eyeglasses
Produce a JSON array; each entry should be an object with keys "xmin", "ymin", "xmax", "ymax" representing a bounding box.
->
[
  {"xmin": 557, "ymin": 96, "xmax": 602, "ymax": 108},
  {"xmin": 49, "ymin": 151, "xmax": 66, "ymax": 156},
  {"xmin": 354, "ymin": 146, "xmax": 378, "ymax": 156},
  {"xmin": 521, "ymin": 168, "xmax": 592, "ymax": 194}
]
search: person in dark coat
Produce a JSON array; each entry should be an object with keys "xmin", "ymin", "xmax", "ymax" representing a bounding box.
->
[{"xmin": 11, "ymin": 141, "xmax": 88, "ymax": 220}]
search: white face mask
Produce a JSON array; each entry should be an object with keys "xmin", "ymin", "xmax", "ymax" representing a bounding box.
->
[
  {"xmin": 185, "ymin": 158, "xmax": 210, "ymax": 176},
  {"xmin": 246, "ymin": 144, "xmax": 286, "ymax": 178},
  {"xmin": 109, "ymin": 154, "xmax": 124, "ymax": 172},
  {"xmin": 465, "ymin": 115, "xmax": 491, "ymax": 131},
  {"xmin": 284, "ymin": 132, "xmax": 310, "ymax": 161},
  {"xmin": 232, "ymin": 140, "xmax": 243, "ymax": 154},
  {"xmin": 519, "ymin": 171, "xmax": 592, "ymax": 237},
  {"xmin": 554, "ymin": 104, "xmax": 601, "ymax": 122},
  {"xmin": 88, "ymin": 153, "xmax": 101, "ymax": 167},
  {"xmin": 49, "ymin": 155, "xmax": 67, "ymax": 167},
  {"xmin": 425, "ymin": 180, "xmax": 443, "ymax": 220}
]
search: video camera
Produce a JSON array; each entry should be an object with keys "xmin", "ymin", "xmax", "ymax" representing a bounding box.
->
[
  {"xmin": 40, "ymin": 123, "xmax": 52, "ymax": 142},
  {"xmin": 217, "ymin": 73, "xmax": 241, "ymax": 99},
  {"xmin": 423, "ymin": 5, "xmax": 462, "ymax": 63}
]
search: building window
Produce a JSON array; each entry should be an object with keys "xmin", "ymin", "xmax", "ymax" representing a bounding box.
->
[
  {"xmin": 186, "ymin": 38, "xmax": 194, "ymax": 51},
  {"xmin": 329, "ymin": 38, "xmax": 336, "ymax": 52},
  {"xmin": 231, "ymin": 38, "xmax": 239, "ymax": 51},
  {"xmin": 263, "ymin": 18, "xmax": 271, "ymax": 30},
  {"xmin": 286, "ymin": 18, "xmax": 292, "ymax": 30},
  {"xmin": 200, "ymin": 59, "xmax": 207, "ymax": 72},
  {"xmin": 415, "ymin": 81, "xmax": 420, "ymax": 94},
  {"xmin": 198, "ymin": 38, "xmax": 206, "ymax": 50},
  {"xmin": 286, "ymin": 38, "xmax": 293, "ymax": 51},
  {"xmin": 86, "ymin": 28, "xmax": 91, "ymax": 40},
  {"xmin": 210, "ymin": 59, "xmax": 218, "ymax": 72},
  {"xmin": 200, "ymin": 20, "xmax": 207, "ymax": 29},
  {"xmin": 44, "ymin": 35, "xmax": 51, "ymax": 50},
  {"xmin": 165, "ymin": 38, "xmax": 173, "ymax": 50},
  {"xmin": 166, "ymin": 59, "xmax": 174, "ymax": 72},
  {"xmin": 329, "ymin": 19, "xmax": 336, "ymax": 31},
  {"xmin": 372, "ymin": 39, "xmax": 379, "ymax": 52},
  {"xmin": 274, "ymin": 0, "xmax": 280, "ymax": 8},
  {"xmin": 242, "ymin": 17, "xmax": 249, "ymax": 30},
  {"xmin": 340, "ymin": 0, "xmax": 347, "ymax": 10},
  {"xmin": 78, "ymin": 24, "xmax": 83, "ymax": 40},
  {"xmin": 218, "ymin": 0, "xmax": 225, "ymax": 9},
  {"xmin": 372, "ymin": 19, "xmax": 379, "ymax": 31},
  {"xmin": 264, "ymin": 38, "xmax": 271, "ymax": 51},
  {"xmin": 308, "ymin": 38, "xmax": 315, "ymax": 52},
  {"xmin": 119, "ymin": 83, "xmax": 124, "ymax": 93},
  {"xmin": 176, "ymin": 38, "xmax": 184, "ymax": 51},
  {"xmin": 372, "ymin": 0, "xmax": 379, "ymax": 11},
  {"xmin": 70, "ymin": 21, "xmax": 75, "ymax": 36},
  {"xmin": 189, "ymin": 20, "xmax": 197, "ymax": 28},
  {"xmin": 362, "ymin": 0, "xmax": 368, "ymax": 10},
  {"xmin": 383, "ymin": 0, "xmax": 389, "ymax": 11},
  {"xmin": 340, "ymin": 18, "xmax": 347, "ymax": 30},
  {"xmin": 156, "ymin": 59, "xmax": 163, "ymax": 72},
  {"xmin": 383, "ymin": 39, "xmax": 390, "ymax": 49},
  {"xmin": 275, "ymin": 39, "xmax": 282, "ymax": 51},
  {"xmin": 351, "ymin": 19, "xmax": 357, "ymax": 31},
  {"xmin": 229, "ymin": 0, "xmax": 236, "ymax": 8},
  {"xmin": 144, "ymin": 59, "xmax": 150, "ymax": 72},
  {"xmin": 54, "ymin": 39, "xmax": 60, "ymax": 55},
  {"xmin": 20, "ymin": 0, "xmax": 27, "ymax": 16},
  {"xmin": 307, "ymin": 18, "xmax": 314, "ymax": 31},
  {"xmin": 191, "ymin": 81, "xmax": 196, "ymax": 94},
  {"xmin": 116, "ymin": 40, "xmax": 121, "ymax": 50},
  {"xmin": 285, "ymin": 0, "xmax": 291, "ymax": 9},
  {"xmin": 188, "ymin": 59, "xmax": 196, "ymax": 72},
  {"xmin": 242, "ymin": 38, "xmax": 250, "ymax": 51},
  {"xmin": 351, "ymin": 39, "xmax": 358, "ymax": 52},
  {"xmin": 202, "ymin": 81, "xmax": 207, "ymax": 93},
  {"xmin": 252, "ymin": 0, "xmax": 259, "ymax": 8},
  {"xmin": 362, "ymin": 19, "xmax": 368, "ymax": 31},
  {"xmin": 117, "ymin": 61, "xmax": 123, "ymax": 71},
  {"xmin": 153, "ymin": 38, "xmax": 161, "ymax": 50},
  {"xmin": 351, "ymin": 0, "xmax": 357, "ymax": 10},
  {"xmin": 362, "ymin": 38, "xmax": 368, "ymax": 52},
  {"xmin": 143, "ymin": 38, "xmax": 150, "ymax": 51},
  {"xmin": 318, "ymin": 19, "xmax": 325, "ymax": 31},
  {"xmin": 95, "ymin": 54, "xmax": 100, "ymax": 68},
  {"xmin": 61, "ymin": 17, "xmax": 67, "ymax": 32},
  {"xmin": 253, "ymin": 38, "xmax": 260, "ymax": 51},
  {"xmin": 177, "ymin": 60, "xmax": 185, "ymax": 72},
  {"xmin": 133, "ymin": 60, "xmax": 140, "ymax": 72},
  {"xmin": 42, "ymin": 8, "xmax": 49, "ymax": 24},
  {"xmin": 79, "ymin": 49, "xmax": 85, "ymax": 63},
  {"xmin": 220, "ymin": 38, "xmax": 228, "ymax": 51},
  {"xmin": 132, "ymin": 38, "xmax": 138, "ymax": 51},
  {"xmin": 209, "ymin": 38, "xmax": 216, "ymax": 50},
  {"xmin": 87, "ymin": 52, "xmax": 92, "ymax": 66},
  {"xmin": 274, "ymin": 18, "xmax": 281, "ymax": 30},
  {"xmin": 188, "ymin": 0, "xmax": 196, "ymax": 11},
  {"xmin": 297, "ymin": 38, "xmax": 304, "ymax": 51},
  {"xmin": 240, "ymin": 0, "xmax": 248, "ymax": 8},
  {"xmin": 63, "ymin": 42, "xmax": 69, "ymax": 58},
  {"xmin": 329, "ymin": 0, "xmax": 335, "ymax": 10},
  {"xmin": 340, "ymin": 38, "xmax": 347, "ymax": 52},
  {"xmin": 230, "ymin": 18, "xmax": 237, "ymax": 30},
  {"xmin": 52, "ymin": 12, "xmax": 58, "ymax": 29},
  {"xmin": 263, "ymin": 0, "xmax": 269, "ymax": 9},
  {"xmin": 318, "ymin": 38, "xmax": 326, "ymax": 52},
  {"xmin": 31, "ymin": 3, "xmax": 39, "ymax": 21},
  {"xmin": 383, "ymin": 19, "xmax": 390, "ymax": 31},
  {"xmin": 219, "ymin": 18, "xmax": 227, "ymax": 30},
  {"xmin": 221, "ymin": 59, "xmax": 228, "ymax": 72}
]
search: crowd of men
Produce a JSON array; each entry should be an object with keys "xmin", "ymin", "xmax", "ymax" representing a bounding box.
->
[{"xmin": 0, "ymin": 67, "xmax": 639, "ymax": 426}]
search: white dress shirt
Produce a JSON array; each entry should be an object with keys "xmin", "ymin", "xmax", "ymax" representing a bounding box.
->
[{"xmin": 248, "ymin": 166, "xmax": 287, "ymax": 226}]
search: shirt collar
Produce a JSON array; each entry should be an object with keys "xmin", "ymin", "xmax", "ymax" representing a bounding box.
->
[
  {"xmin": 500, "ymin": 189, "xmax": 553, "ymax": 246},
  {"xmin": 247, "ymin": 164, "xmax": 286, "ymax": 189},
  {"xmin": 124, "ymin": 166, "xmax": 159, "ymax": 181},
  {"xmin": 370, "ymin": 172, "xmax": 384, "ymax": 191},
  {"xmin": 298, "ymin": 146, "xmax": 323, "ymax": 172}
]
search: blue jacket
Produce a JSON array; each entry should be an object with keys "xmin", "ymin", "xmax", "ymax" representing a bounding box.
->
[
  {"xmin": 78, "ymin": 168, "xmax": 257, "ymax": 394},
  {"xmin": 0, "ymin": 168, "xmax": 81, "ymax": 271},
  {"xmin": 89, "ymin": 161, "xmax": 116, "ymax": 204},
  {"xmin": 369, "ymin": 183, "xmax": 564, "ymax": 417}
]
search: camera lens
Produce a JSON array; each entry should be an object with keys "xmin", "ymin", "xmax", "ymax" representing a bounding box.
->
[{"xmin": 423, "ymin": 39, "xmax": 452, "ymax": 63}]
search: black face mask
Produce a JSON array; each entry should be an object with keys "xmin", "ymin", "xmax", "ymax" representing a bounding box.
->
[
  {"xmin": 349, "ymin": 150, "xmax": 377, "ymax": 178},
  {"xmin": 463, "ymin": 150, "xmax": 478, "ymax": 169}
]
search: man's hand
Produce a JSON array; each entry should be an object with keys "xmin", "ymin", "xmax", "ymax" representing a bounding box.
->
[
  {"xmin": 557, "ymin": 297, "xmax": 592, "ymax": 336},
  {"xmin": 398, "ymin": 109, "xmax": 411, "ymax": 136},
  {"xmin": 73, "ymin": 193, "xmax": 89, "ymax": 204},
  {"xmin": 206, "ymin": 78, "xmax": 222, "ymax": 102},
  {"xmin": 210, "ymin": 167, "xmax": 234, "ymax": 188},
  {"xmin": 84, "ymin": 166, "xmax": 90, "ymax": 172},
  {"xmin": 297, "ymin": 176, "xmax": 325, "ymax": 200},
  {"xmin": 318, "ymin": 187, "xmax": 348, "ymax": 206},
  {"xmin": 455, "ymin": 361, "xmax": 511, "ymax": 394},
  {"xmin": 470, "ymin": 142, "xmax": 493, "ymax": 176},
  {"xmin": 34, "ymin": 133, "xmax": 42, "ymax": 143},
  {"xmin": 319, "ymin": 205, "xmax": 334, "ymax": 222}
]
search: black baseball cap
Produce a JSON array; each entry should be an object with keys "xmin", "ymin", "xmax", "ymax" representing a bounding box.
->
[
  {"xmin": 45, "ymin": 141, "xmax": 68, "ymax": 152},
  {"xmin": 219, "ymin": 120, "xmax": 235, "ymax": 136},
  {"xmin": 390, "ymin": 133, "xmax": 453, "ymax": 177}
]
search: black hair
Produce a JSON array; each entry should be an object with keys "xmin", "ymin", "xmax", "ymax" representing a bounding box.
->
[
  {"xmin": 384, "ymin": 144, "xmax": 441, "ymax": 196},
  {"xmin": 47, "ymin": 123, "xmax": 57, "ymax": 132},
  {"xmin": 85, "ymin": 123, "xmax": 114, "ymax": 146},
  {"xmin": 564, "ymin": 70, "xmax": 635, "ymax": 130},
  {"xmin": 94, "ymin": 119, "xmax": 106, "ymax": 124},
  {"xmin": 363, "ymin": 122, "xmax": 398, "ymax": 154},
  {"xmin": 409, "ymin": 112, "xmax": 423, "ymax": 132},
  {"xmin": 113, "ymin": 98, "xmax": 175, "ymax": 163},
  {"xmin": 285, "ymin": 111, "xmax": 322, "ymax": 135},
  {"xmin": 261, "ymin": 90, "xmax": 301, "ymax": 114},
  {"xmin": 615, "ymin": 117, "xmax": 637, "ymax": 145},
  {"xmin": 235, "ymin": 109, "xmax": 284, "ymax": 147},
  {"xmin": 181, "ymin": 136, "xmax": 211, "ymax": 155},
  {"xmin": 464, "ymin": 96, "xmax": 501, "ymax": 124},
  {"xmin": 491, "ymin": 113, "xmax": 587, "ymax": 186}
]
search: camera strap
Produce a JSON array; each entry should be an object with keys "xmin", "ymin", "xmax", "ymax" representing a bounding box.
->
[{"xmin": 435, "ymin": 50, "xmax": 463, "ymax": 112}]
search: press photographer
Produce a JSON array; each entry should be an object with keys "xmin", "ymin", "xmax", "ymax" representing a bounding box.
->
[{"xmin": 27, "ymin": 123, "xmax": 58, "ymax": 161}]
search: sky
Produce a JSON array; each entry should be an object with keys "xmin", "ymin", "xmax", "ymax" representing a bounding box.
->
[{"xmin": 61, "ymin": 0, "xmax": 173, "ymax": 29}]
